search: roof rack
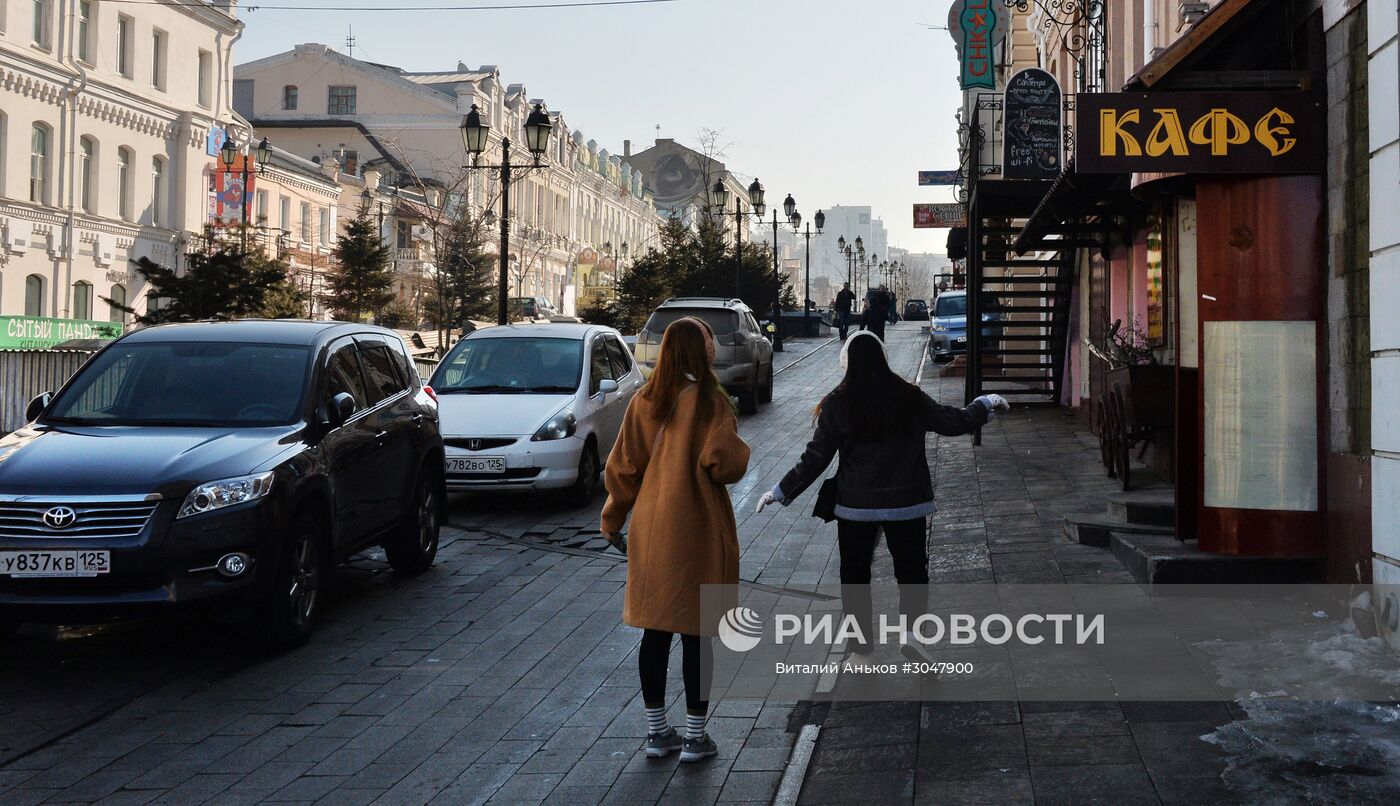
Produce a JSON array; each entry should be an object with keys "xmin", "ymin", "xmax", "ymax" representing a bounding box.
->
[{"xmin": 662, "ymin": 297, "xmax": 745, "ymax": 306}]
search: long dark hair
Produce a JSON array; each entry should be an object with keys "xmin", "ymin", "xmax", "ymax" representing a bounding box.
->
[
  {"xmin": 641, "ymin": 317, "xmax": 731, "ymax": 425},
  {"xmin": 825, "ymin": 334, "xmax": 921, "ymax": 437}
]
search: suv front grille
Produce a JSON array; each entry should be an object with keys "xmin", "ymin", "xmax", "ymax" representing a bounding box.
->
[
  {"xmin": 0, "ymin": 501, "xmax": 160, "ymax": 541},
  {"xmin": 445, "ymin": 438, "xmax": 517, "ymax": 451}
]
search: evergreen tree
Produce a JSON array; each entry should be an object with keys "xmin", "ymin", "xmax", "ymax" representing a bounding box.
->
[
  {"xmin": 324, "ymin": 213, "xmax": 395, "ymax": 322},
  {"xmin": 105, "ymin": 228, "xmax": 300, "ymax": 325},
  {"xmin": 430, "ymin": 208, "xmax": 496, "ymax": 338},
  {"xmin": 375, "ymin": 299, "xmax": 418, "ymax": 330}
]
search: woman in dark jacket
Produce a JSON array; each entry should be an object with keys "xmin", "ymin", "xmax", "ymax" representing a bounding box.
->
[{"xmin": 756, "ymin": 331, "xmax": 1008, "ymax": 657}]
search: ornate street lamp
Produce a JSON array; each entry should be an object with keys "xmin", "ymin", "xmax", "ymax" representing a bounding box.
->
[{"xmin": 461, "ymin": 102, "xmax": 554, "ymax": 324}]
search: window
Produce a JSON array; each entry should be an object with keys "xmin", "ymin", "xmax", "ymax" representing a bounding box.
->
[
  {"xmin": 29, "ymin": 124, "xmax": 49, "ymax": 204},
  {"xmin": 255, "ymin": 190, "xmax": 268, "ymax": 225},
  {"xmin": 116, "ymin": 146, "xmax": 132, "ymax": 220},
  {"xmin": 279, "ymin": 196, "xmax": 290, "ymax": 231},
  {"xmin": 78, "ymin": 136, "xmax": 95, "ymax": 213},
  {"xmin": 358, "ymin": 344, "xmax": 407, "ymax": 406},
  {"xmin": 283, "ymin": 85, "xmax": 298, "ymax": 110},
  {"xmin": 197, "ymin": 50, "xmax": 213, "ymax": 108},
  {"xmin": 77, "ymin": 1, "xmax": 92, "ymax": 62},
  {"xmin": 338, "ymin": 149, "xmax": 358, "ymax": 175},
  {"xmin": 116, "ymin": 15, "xmax": 133, "ymax": 77},
  {"xmin": 150, "ymin": 157, "xmax": 165, "ymax": 225},
  {"xmin": 73, "ymin": 281, "xmax": 93, "ymax": 320},
  {"xmin": 324, "ymin": 342, "xmax": 367, "ymax": 413},
  {"xmin": 396, "ymin": 220, "xmax": 411, "ymax": 249},
  {"xmin": 319, "ymin": 208, "xmax": 330, "ymax": 244},
  {"xmin": 299, "ymin": 202, "xmax": 311, "ymax": 242},
  {"xmin": 32, "ymin": 0, "xmax": 51, "ymax": 48},
  {"xmin": 25, "ymin": 274, "xmax": 44, "ymax": 317},
  {"xmin": 327, "ymin": 86, "xmax": 356, "ymax": 115},
  {"xmin": 604, "ymin": 337, "xmax": 633, "ymax": 379},
  {"xmin": 589, "ymin": 337, "xmax": 615, "ymax": 395},
  {"xmin": 108, "ymin": 284, "xmax": 127, "ymax": 324},
  {"xmin": 151, "ymin": 30, "xmax": 166, "ymax": 89}
]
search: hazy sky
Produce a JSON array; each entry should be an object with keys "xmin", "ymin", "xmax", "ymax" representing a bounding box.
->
[{"xmin": 237, "ymin": 0, "xmax": 965, "ymax": 253}]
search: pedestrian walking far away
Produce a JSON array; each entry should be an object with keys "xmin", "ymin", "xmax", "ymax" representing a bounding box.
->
[
  {"xmin": 601, "ymin": 317, "xmax": 751, "ymax": 764},
  {"xmin": 756, "ymin": 332, "xmax": 1008, "ymax": 660},
  {"xmin": 834, "ymin": 282, "xmax": 856, "ymax": 341}
]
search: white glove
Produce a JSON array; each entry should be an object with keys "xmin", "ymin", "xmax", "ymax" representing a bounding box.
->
[
  {"xmin": 974, "ymin": 394, "xmax": 1011, "ymax": 417},
  {"xmin": 755, "ymin": 491, "xmax": 779, "ymax": 513}
]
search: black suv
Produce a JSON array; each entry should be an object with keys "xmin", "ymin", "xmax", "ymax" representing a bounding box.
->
[{"xmin": 0, "ymin": 321, "xmax": 444, "ymax": 647}]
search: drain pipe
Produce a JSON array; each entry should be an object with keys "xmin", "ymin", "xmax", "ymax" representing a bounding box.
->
[
  {"xmin": 1143, "ymin": 0, "xmax": 1159, "ymax": 59},
  {"xmin": 61, "ymin": 0, "xmax": 90, "ymax": 319}
]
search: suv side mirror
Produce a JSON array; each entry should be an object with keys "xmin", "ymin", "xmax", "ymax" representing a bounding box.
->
[
  {"xmin": 326, "ymin": 393, "xmax": 357, "ymax": 429},
  {"xmin": 598, "ymin": 379, "xmax": 619, "ymax": 396},
  {"xmin": 25, "ymin": 392, "xmax": 53, "ymax": 422}
]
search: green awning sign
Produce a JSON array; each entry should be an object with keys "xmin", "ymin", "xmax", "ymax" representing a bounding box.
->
[{"xmin": 0, "ymin": 316, "xmax": 123, "ymax": 350}]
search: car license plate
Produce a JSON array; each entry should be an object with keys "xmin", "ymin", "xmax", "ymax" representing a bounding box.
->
[
  {"xmin": 0, "ymin": 550, "xmax": 110, "ymax": 578},
  {"xmin": 446, "ymin": 456, "xmax": 506, "ymax": 474},
  {"xmin": 954, "ymin": 337, "xmax": 967, "ymax": 345}
]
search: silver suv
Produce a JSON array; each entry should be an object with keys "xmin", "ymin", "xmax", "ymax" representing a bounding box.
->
[{"xmin": 635, "ymin": 298, "xmax": 775, "ymax": 414}]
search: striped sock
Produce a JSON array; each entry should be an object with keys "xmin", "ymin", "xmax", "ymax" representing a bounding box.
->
[
  {"xmin": 684, "ymin": 711, "xmax": 707, "ymax": 741},
  {"xmin": 645, "ymin": 705, "xmax": 668, "ymax": 736}
]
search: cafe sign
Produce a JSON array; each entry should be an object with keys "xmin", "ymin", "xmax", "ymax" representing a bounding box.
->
[
  {"xmin": 949, "ymin": 0, "xmax": 1005, "ymax": 91},
  {"xmin": 914, "ymin": 203, "xmax": 967, "ymax": 229},
  {"xmin": 1075, "ymin": 92, "xmax": 1324, "ymax": 174},
  {"xmin": 0, "ymin": 316, "xmax": 123, "ymax": 350}
]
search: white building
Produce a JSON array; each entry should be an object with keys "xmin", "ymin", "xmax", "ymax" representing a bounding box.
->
[
  {"xmin": 232, "ymin": 45, "xmax": 663, "ymax": 314},
  {"xmin": 1368, "ymin": 4, "xmax": 1400, "ymax": 638},
  {"xmin": 0, "ymin": 0, "xmax": 242, "ymax": 336},
  {"xmin": 807, "ymin": 205, "xmax": 889, "ymax": 287}
]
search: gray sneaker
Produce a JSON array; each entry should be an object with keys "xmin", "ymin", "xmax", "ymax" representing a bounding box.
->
[
  {"xmin": 645, "ymin": 728, "xmax": 682, "ymax": 758},
  {"xmin": 680, "ymin": 732, "xmax": 718, "ymax": 763}
]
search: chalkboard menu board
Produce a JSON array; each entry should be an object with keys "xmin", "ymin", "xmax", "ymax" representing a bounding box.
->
[{"xmin": 1003, "ymin": 68, "xmax": 1062, "ymax": 180}]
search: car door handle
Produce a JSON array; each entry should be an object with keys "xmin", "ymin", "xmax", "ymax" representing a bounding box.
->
[
  {"xmin": 374, "ymin": 430, "xmax": 389, "ymax": 443},
  {"xmin": 411, "ymin": 413, "xmax": 426, "ymax": 425}
]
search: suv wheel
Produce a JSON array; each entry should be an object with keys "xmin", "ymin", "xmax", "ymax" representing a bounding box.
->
[
  {"xmin": 758, "ymin": 363, "xmax": 774, "ymax": 404},
  {"xmin": 254, "ymin": 511, "xmax": 327, "ymax": 649},
  {"xmin": 384, "ymin": 465, "xmax": 441, "ymax": 575},
  {"xmin": 566, "ymin": 441, "xmax": 601, "ymax": 507},
  {"xmin": 738, "ymin": 374, "xmax": 760, "ymax": 415}
]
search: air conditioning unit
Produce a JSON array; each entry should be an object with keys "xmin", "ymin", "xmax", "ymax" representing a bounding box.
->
[{"xmin": 1180, "ymin": 2, "xmax": 1210, "ymax": 25}]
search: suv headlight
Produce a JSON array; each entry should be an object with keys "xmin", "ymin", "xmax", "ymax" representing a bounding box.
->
[
  {"xmin": 532, "ymin": 411, "xmax": 577, "ymax": 442},
  {"xmin": 178, "ymin": 472, "xmax": 276, "ymax": 519},
  {"xmin": 932, "ymin": 323, "xmax": 948, "ymax": 333}
]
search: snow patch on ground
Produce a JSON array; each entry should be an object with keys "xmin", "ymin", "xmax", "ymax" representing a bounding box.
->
[{"xmin": 1199, "ymin": 609, "xmax": 1400, "ymax": 801}]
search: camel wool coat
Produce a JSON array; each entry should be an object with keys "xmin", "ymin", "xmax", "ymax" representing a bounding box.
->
[{"xmin": 601, "ymin": 384, "xmax": 751, "ymax": 637}]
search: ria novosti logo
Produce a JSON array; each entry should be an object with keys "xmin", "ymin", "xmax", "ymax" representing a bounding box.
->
[{"xmin": 718, "ymin": 607, "xmax": 765, "ymax": 653}]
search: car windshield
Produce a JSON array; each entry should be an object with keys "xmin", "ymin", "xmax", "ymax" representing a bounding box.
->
[
  {"xmin": 43, "ymin": 342, "xmax": 311, "ymax": 427},
  {"xmin": 643, "ymin": 309, "xmax": 740, "ymax": 336},
  {"xmin": 431, "ymin": 337, "xmax": 583, "ymax": 394},
  {"xmin": 935, "ymin": 295, "xmax": 968, "ymax": 318}
]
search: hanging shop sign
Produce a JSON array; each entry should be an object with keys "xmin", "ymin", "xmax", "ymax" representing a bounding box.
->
[
  {"xmin": 948, "ymin": 0, "xmax": 1005, "ymax": 91},
  {"xmin": 918, "ymin": 170, "xmax": 961, "ymax": 186},
  {"xmin": 1003, "ymin": 68, "xmax": 1063, "ymax": 180},
  {"xmin": 914, "ymin": 203, "xmax": 967, "ymax": 229},
  {"xmin": 0, "ymin": 316, "xmax": 123, "ymax": 350},
  {"xmin": 1075, "ymin": 92, "xmax": 1324, "ymax": 174}
]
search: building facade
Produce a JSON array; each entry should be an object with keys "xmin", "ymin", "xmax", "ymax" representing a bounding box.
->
[
  {"xmin": 231, "ymin": 45, "xmax": 662, "ymax": 315},
  {"xmin": 1, "ymin": 0, "xmax": 242, "ymax": 337}
]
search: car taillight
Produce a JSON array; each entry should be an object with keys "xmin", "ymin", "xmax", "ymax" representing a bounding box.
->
[
  {"xmin": 637, "ymin": 331, "xmax": 656, "ymax": 346},
  {"xmin": 423, "ymin": 385, "xmax": 438, "ymax": 403},
  {"xmin": 718, "ymin": 332, "xmax": 747, "ymax": 346}
]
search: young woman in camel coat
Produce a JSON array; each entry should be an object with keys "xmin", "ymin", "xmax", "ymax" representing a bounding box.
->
[{"xmin": 601, "ymin": 316, "xmax": 750, "ymax": 763}]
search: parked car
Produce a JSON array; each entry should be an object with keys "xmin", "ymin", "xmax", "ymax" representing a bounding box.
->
[
  {"xmin": 634, "ymin": 298, "xmax": 775, "ymax": 415},
  {"xmin": 429, "ymin": 323, "xmax": 642, "ymax": 505},
  {"xmin": 509, "ymin": 296, "xmax": 560, "ymax": 322},
  {"xmin": 904, "ymin": 299, "xmax": 930, "ymax": 321},
  {"xmin": 928, "ymin": 290, "xmax": 1000, "ymax": 361},
  {"xmin": 0, "ymin": 321, "xmax": 444, "ymax": 647}
]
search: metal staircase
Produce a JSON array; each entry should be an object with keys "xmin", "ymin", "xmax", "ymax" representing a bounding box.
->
[{"xmin": 966, "ymin": 218, "xmax": 1078, "ymax": 407}]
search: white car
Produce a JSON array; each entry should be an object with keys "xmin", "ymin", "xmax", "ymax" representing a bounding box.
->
[{"xmin": 428, "ymin": 324, "xmax": 643, "ymax": 504}]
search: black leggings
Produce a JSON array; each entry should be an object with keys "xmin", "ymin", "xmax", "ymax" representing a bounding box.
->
[
  {"xmin": 837, "ymin": 518, "xmax": 929, "ymax": 652},
  {"xmin": 639, "ymin": 630, "xmax": 712, "ymax": 714}
]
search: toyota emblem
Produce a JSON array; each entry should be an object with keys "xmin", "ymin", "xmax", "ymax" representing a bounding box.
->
[{"xmin": 43, "ymin": 506, "xmax": 78, "ymax": 529}]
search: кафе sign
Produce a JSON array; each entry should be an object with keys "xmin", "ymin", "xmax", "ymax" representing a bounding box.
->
[{"xmin": 1075, "ymin": 92, "xmax": 1323, "ymax": 174}]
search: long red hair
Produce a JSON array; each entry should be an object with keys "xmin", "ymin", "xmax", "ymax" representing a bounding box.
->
[{"xmin": 642, "ymin": 317, "xmax": 730, "ymax": 424}]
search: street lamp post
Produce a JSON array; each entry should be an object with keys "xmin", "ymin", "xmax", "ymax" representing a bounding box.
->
[
  {"xmin": 708, "ymin": 178, "xmax": 796, "ymax": 350},
  {"xmin": 219, "ymin": 132, "xmax": 270, "ymax": 254},
  {"xmin": 790, "ymin": 210, "xmax": 824, "ymax": 335},
  {"xmin": 460, "ymin": 102, "xmax": 554, "ymax": 326}
]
